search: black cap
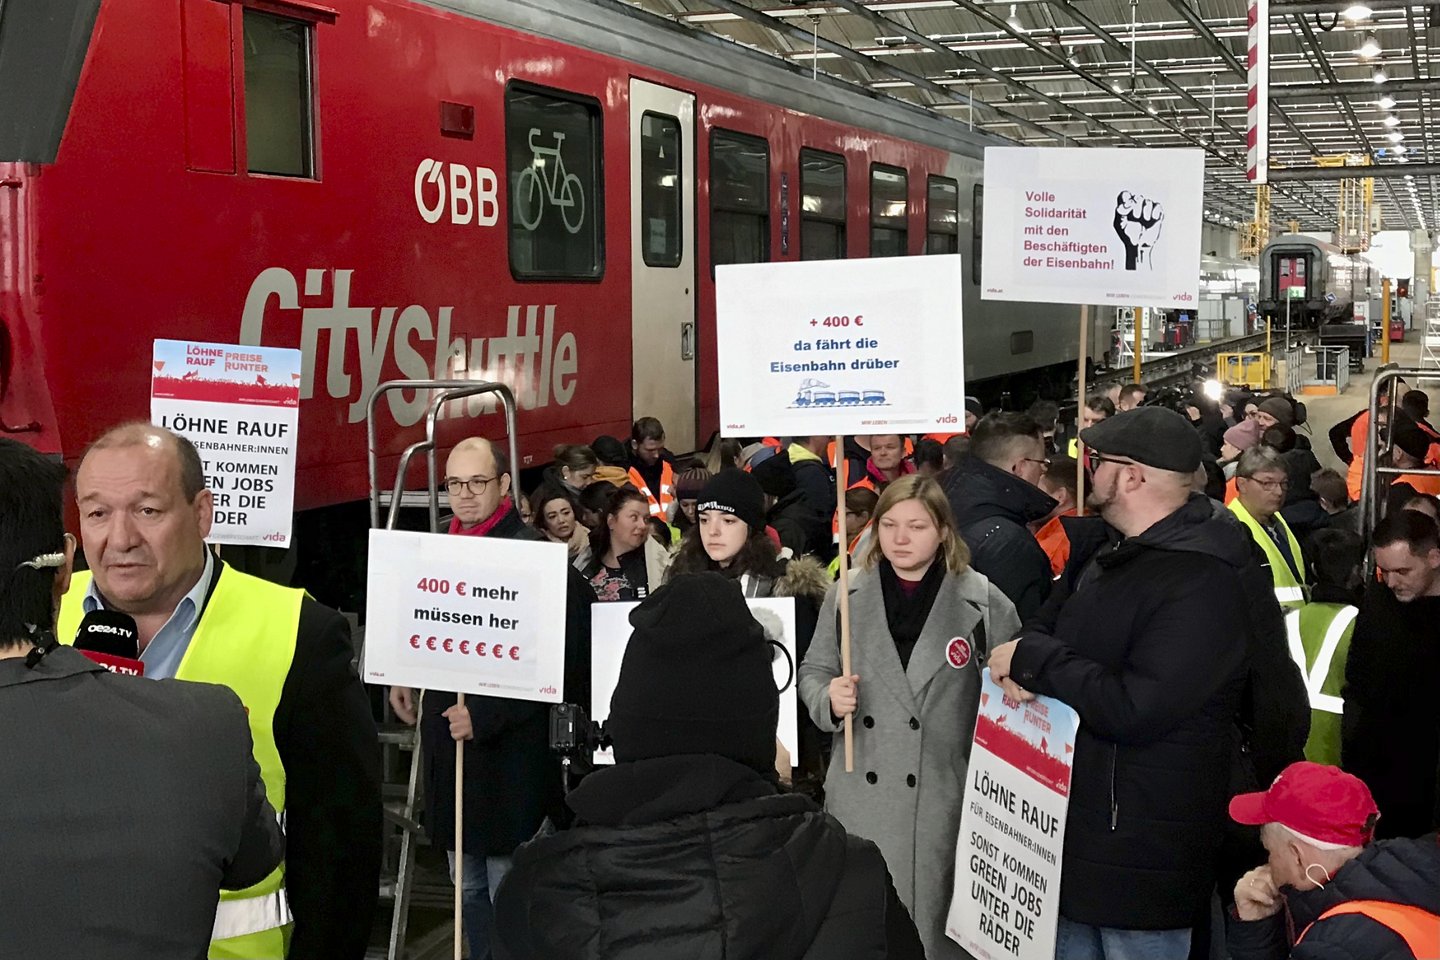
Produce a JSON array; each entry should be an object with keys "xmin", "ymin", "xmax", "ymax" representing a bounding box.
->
[
  {"xmin": 1391, "ymin": 416, "xmax": 1433, "ymax": 460},
  {"xmin": 750, "ymin": 451, "xmax": 798, "ymax": 500},
  {"xmin": 696, "ymin": 469, "xmax": 766, "ymax": 532},
  {"xmin": 608, "ymin": 573, "xmax": 779, "ymax": 777},
  {"xmin": 1081, "ymin": 407, "xmax": 1202, "ymax": 474}
]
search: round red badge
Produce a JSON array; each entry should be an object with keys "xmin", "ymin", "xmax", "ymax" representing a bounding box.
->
[{"xmin": 946, "ymin": 637, "xmax": 972, "ymax": 669}]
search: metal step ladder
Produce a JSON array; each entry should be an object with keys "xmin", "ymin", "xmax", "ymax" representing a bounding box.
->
[
  {"xmin": 364, "ymin": 380, "xmax": 521, "ymax": 960},
  {"xmin": 1421, "ymin": 299, "xmax": 1440, "ymax": 382}
]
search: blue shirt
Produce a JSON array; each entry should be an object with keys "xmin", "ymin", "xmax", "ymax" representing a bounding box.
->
[{"xmin": 83, "ymin": 551, "xmax": 216, "ymax": 680}]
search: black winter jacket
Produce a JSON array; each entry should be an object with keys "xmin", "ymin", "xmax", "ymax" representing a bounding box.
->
[
  {"xmin": 1342, "ymin": 583, "xmax": 1440, "ymax": 840},
  {"xmin": 421, "ymin": 505, "xmax": 594, "ymax": 854},
  {"xmin": 942, "ymin": 454, "xmax": 1056, "ymax": 621},
  {"xmin": 768, "ymin": 489, "xmax": 832, "ymax": 560},
  {"xmin": 1227, "ymin": 835, "xmax": 1440, "ymax": 959},
  {"xmin": 493, "ymin": 755, "xmax": 925, "ymax": 960},
  {"xmin": 1010, "ymin": 495, "xmax": 1250, "ymax": 929}
]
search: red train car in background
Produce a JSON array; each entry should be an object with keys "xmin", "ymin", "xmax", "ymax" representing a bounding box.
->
[{"xmin": 1, "ymin": 0, "xmax": 1080, "ymax": 522}]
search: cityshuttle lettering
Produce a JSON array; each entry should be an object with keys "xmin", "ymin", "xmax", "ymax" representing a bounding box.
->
[{"xmin": 239, "ymin": 268, "xmax": 580, "ymax": 427}]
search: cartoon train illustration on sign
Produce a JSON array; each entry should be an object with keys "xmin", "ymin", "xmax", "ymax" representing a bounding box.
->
[{"xmin": 792, "ymin": 378, "xmax": 887, "ymax": 408}]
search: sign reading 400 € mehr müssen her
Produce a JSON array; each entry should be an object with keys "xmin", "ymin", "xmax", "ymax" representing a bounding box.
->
[
  {"xmin": 362, "ymin": 529, "xmax": 569, "ymax": 702},
  {"xmin": 715, "ymin": 256, "xmax": 966, "ymax": 436}
]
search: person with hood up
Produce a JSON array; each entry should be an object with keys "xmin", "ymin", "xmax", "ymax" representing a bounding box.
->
[
  {"xmin": 941, "ymin": 411, "xmax": 1056, "ymax": 621},
  {"xmin": 987, "ymin": 407, "xmax": 1251, "ymax": 958},
  {"xmin": 800, "ymin": 475, "xmax": 1021, "ymax": 960},
  {"xmin": 1227, "ymin": 761, "xmax": 1440, "ymax": 960},
  {"xmin": 492, "ymin": 573, "xmax": 925, "ymax": 960},
  {"xmin": 752, "ymin": 450, "xmax": 831, "ymax": 560}
]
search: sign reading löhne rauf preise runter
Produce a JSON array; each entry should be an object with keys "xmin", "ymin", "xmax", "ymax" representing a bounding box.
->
[
  {"xmin": 150, "ymin": 339, "xmax": 302, "ymax": 548},
  {"xmin": 713, "ymin": 255, "xmax": 966, "ymax": 437},
  {"xmin": 361, "ymin": 529, "xmax": 569, "ymax": 703},
  {"xmin": 980, "ymin": 147, "xmax": 1204, "ymax": 309},
  {"xmin": 946, "ymin": 674, "xmax": 1080, "ymax": 960}
]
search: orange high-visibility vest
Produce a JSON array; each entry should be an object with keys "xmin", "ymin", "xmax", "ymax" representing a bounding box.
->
[
  {"xmin": 1224, "ymin": 476, "xmax": 1239, "ymax": 505},
  {"xmin": 1297, "ymin": 900, "xmax": 1440, "ymax": 958},
  {"xmin": 627, "ymin": 462, "xmax": 675, "ymax": 518},
  {"xmin": 1035, "ymin": 513, "xmax": 1074, "ymax": 578},
  {"xmin": 1347, "ymin": 411, "xmax": 1371, "ymax": 501}
]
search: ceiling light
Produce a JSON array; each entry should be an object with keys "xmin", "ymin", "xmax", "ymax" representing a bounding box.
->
[
  {"xmin": 1006, "ymin": 4, "xmax": 1023, "ymax": 31},
  {"xmin": 1374, "ymin": 67, "xmax": 1389, "ymax": 84},
  {"xmin": 1343, "ymin": 4, "xmax": 1373, "ymax": 19},
  {"xmin": 1112, "ymin": 80, "xmax": 1124, "ymax": 93},
  {"xmin": 1383, "ymin": 114, "xmax": 1401, "ymax": 126},
  {"xmin": 1377, "ymin": 95, "xmax": 1397, "ymax": 110},
  {"xmin": 1405, "ymin": 173, "xmax": 1416, "ymax": 180},
  {"xmin": 1358, "ymin": 32, "xmax": 1381, "ymax": 58},
  {"xmin": 1388, "ymin": 130, "xmax": 1405, "ymax": 142},
  {"xmin": 1394, "ymin": 144, "xmax": 1409, "ymax": 153},
  {"xmin": 1067, "ymin": 52, "xmax": 1080, "ymax": 67}
]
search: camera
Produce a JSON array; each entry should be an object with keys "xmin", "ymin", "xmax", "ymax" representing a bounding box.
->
[{"xmin": 549, "ymin": 702, "xmax": 607, "ymax": 763}]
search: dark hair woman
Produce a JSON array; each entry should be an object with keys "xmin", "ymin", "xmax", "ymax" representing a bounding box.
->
[
  {"xmin": 578, "ymin": 486, "xmax": 671, "ymax": 601},
  {"xmin": 529, "ymin": 484, "xmax": 587, "ymax": 560}
]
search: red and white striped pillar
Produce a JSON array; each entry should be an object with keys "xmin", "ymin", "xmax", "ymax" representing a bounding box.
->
[{"xmin": 1247, "ymin": 0, "xmax": 1269, "ymax": 183}]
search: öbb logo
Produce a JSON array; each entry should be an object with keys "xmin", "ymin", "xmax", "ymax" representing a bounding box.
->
[
  {"xmin": 409, "ymin": 635, "xmax": 521, "ymax": 661},
  {"xmin": 414, "ymin": 159, "xmax": 500, "ymax": 227}
]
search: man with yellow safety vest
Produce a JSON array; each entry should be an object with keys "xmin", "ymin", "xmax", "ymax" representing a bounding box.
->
[
  {"xmin": 1228, "ymin": 761, "xmax": 1440, "ymax": 960},
  {"xmin": 1066, "ymin": 394, "xmax": 1114, "ymax": 459},
  {"xmin": 627, "ymin": 417, "xmax": 677, "ymax": 521},
  {"xmin": 1229, "ymin": 447, "xmax": 1309, "ymax": 610},
  {"xmin": 60, "ymin": 423, "xmax": 382, "ymax": 960},
  {"xmin": 1283, "ymin": 528, "xmax": 1364, "ymax": 766}
]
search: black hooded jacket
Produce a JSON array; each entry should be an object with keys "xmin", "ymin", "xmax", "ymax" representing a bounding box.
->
[
  {"xmin": 492, "ymin": 754, "xmax": 924, "ymax": 960},
  {"xmin": 1228, "ymin": 834, "xmax": 1440, "ymax": 959},
  {"xmin": 942, "ymin": 454, "xmax": 1056, "ymax": 621},
  {"xmin": 1010, "ymin": 495, "xmax": 1251, "ymax": 929}
]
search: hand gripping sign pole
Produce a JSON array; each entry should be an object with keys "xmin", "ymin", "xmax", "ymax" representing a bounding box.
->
[
  {"xmin": 834, "ymin": 436, "xmax": 855, "ymax": 771},
  {"xmin": 366, "ymin": 380, "xmax": 521, "ymax": 960}
]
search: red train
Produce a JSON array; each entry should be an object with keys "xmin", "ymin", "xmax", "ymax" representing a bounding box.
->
[{"xmin": 2, "ymin": 0, "xmax": 1083, "ymax": 515}]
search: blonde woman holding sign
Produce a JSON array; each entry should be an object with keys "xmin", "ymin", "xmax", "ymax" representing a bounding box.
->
[{"xmin": 799, "ymin": 475, "xmax": 1020, "ymax": 960}]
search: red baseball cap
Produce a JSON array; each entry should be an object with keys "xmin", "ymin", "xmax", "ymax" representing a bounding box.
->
[{"xmin": 1229, "ymin": 762, "xmax": 1380, "ymax": 847}]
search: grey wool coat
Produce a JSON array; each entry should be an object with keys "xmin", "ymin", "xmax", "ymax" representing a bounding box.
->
[{"xmin": 799, "ymin": 565, "xmax": 1021, "ymax": 960}]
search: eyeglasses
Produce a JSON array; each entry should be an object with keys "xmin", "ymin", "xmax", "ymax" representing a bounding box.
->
[
  {"xmin": 444, "ymin": 475, "xmax": 496, "ymax": 497},
  {"xmin": 1241, "ymin": 476, "xmax": 1290, "ymax": 492},
  {"xmin": 1022, "ymin": 457, "xmax": 1051, "ymax": 468},
  {"xmin": 1085, "ymin": 450, "xmax": 1136, "ymax": 471}
]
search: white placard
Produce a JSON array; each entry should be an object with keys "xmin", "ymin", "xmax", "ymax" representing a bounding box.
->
[
  {"xmin": 151, "ymin": 339, "xmax": 301, "ymax": 548},
  {"xmin": 715, "ymin": 256, "xmax": 966, "ymax": 436},
  {"xmin": 946, "ymin": 675, "xmax": 1079, "ymax": 960},
  {"xmin": 981, "ymin": 147, "xmax": 1204, "ymax": 309},
  {"xmin": 589, "ymin": 597, "xmax": 798, "ymax": 766},
  {"xmin": 362, "ymin": 528, "xmax": 569, "ymax": 702}
]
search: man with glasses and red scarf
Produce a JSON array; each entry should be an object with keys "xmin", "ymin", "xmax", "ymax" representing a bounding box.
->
[{"xmin": 389, "ymin": 437, "xmax": 592, "ymax": 960}]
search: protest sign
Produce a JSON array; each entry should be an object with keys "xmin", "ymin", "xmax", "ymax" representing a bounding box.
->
[
  {"xmin": 981, "ymin": 147, "xmax": 1204, "ymax": 308},
  {"xmin": 946, "ymin": 675, "xmax": 1080, "ymax": 960},
  {"xmin": 715, "ymin": 256, "xmax": 966, "ymax": 436},
  {"xmin": 151, "ymin": 339, "xmax": 301, "ymax": 547},
  {"xmin": 589, "ymin": 597, "xmax": 797, "ymax": 765},
  {"xmin": 362, "ymin": 528, "xmax": 568, "ymax": 702}
]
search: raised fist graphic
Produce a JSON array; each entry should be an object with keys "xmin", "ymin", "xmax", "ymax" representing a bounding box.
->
[{"xmin": 1113, "ymin": 191, "xmax": 1164, "ymax": 271}]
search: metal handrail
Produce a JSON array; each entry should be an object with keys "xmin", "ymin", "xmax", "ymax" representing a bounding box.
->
[
  {"xmin": 365, "ymin": 380, "xmax": 520, "ymax": 533},
  {"xmin": 1358, "ymin": 364, "xmax": 1421, "ymax": 560}
]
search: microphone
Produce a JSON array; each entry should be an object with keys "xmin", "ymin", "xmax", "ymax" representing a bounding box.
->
[{"xmin": 74, "ymin": 610, "xmax": 145, "ymax": 677}]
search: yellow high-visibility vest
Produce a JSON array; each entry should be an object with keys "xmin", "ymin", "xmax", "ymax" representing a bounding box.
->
[{"xmin": 1229, "ymin": 499, "xmax": 1308, "ymax": 608}]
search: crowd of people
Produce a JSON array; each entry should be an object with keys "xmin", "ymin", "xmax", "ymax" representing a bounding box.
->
[{"xmin": 3, "ymin": 374, "xmax": 1439, "ymax": 960}]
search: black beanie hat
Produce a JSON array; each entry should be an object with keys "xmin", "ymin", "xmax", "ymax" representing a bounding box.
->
[
  {"xmin": 1391, "ymin": 416, "xmax": 1433, "ymax": 460},
  {"xmin": 696, "ymin": 469, "xmax": 766, "ymax": 532},
  {"xmin": 607, "ymin": 573, "xmax": 779, "ymax": 776},
  {"xmin": 750, "ymin": 450, "xmax": 798, "ymax": 499}
]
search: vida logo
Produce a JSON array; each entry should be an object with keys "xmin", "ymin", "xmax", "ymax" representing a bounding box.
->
[{"xmin": 935, "ymin": 414, "xmax": 958, "ymax": 424}]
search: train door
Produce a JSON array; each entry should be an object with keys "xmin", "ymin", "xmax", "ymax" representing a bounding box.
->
[
  {"xmin": 629, "ymin": 79, "xmax": 697, "ymax": 452},
  {"xmin": 1271, "ymin": 250, "xmax": 1312, "ymax": 303}
]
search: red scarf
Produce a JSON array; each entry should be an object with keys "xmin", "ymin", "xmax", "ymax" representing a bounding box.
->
[{"xmin": 448, "ymin": 496, "xmax": 514, "ymax": 537}]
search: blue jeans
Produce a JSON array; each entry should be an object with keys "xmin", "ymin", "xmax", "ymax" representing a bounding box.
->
[
  {"xmin": 446, "ymin": 853, "xmax": 512, "ymax": 960},
  {"xmin": 1055, "ymin": 917, "xmax": 1192, "ymax": 960}
]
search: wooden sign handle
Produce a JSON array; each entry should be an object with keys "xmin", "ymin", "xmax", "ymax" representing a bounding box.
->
[
  {"xmin": 454, "ymin": 692, "xmax": 465, "ymax": 960},
  {"xmin": 834, "ymin": 435, "xmax": 855, "ymax": 772}
]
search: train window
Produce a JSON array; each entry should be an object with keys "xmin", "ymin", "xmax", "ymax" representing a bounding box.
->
[
  {"xmin": 800, "ymin": 148, "xmax": 846, "ymax": 261},
  {"xmin": 710, "ymin": 129, "xmax": 770, "ymax": 269},
  {"xmin": 243, "ymin": 10, "xmax": 315, "ymax": 178},
  {"xmin": 640, "ymin": 113, "xmax": 682, "ymax": 268},
  {"xmin": 870, "ymin": 164, "xmax": 908, "ymax": 257},
  {"xmin": 971, "ymin": 183, "xmax": 984, "ymax": 284},
  {"xmin": 506, "ymin": 84, "xmax": 603, "ymax": 280},
  {"xmin": 927, "ymin": 176, "xmax": 959, "ymax": 255}
]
